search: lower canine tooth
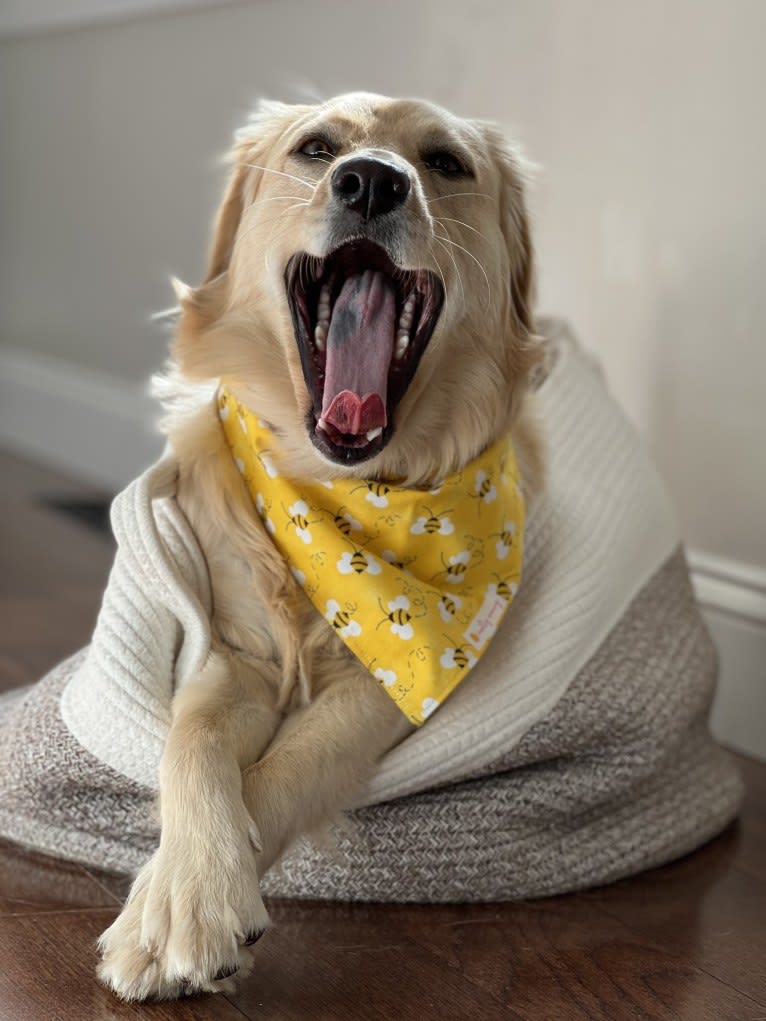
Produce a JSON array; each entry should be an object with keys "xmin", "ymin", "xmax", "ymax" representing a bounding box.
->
[
  {"xmin": 314, "ymin": 323, "xmax": 327, "ymax": 350},
  {"xmin": 395, "ymin": 333, "xmax": 409, "ymax": 359},
  {"xmin": 366, "ymin": 427, "xmax": 383, "ymax": 441}
]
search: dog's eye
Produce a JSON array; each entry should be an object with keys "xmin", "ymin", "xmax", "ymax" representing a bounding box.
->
[
  {"xmin": 422, "ymin": 151, "xmax": 471, "ymax": 177},
  {"xmin": 298, "ymin": 138, "xmax": 337, "ymax": 160}
]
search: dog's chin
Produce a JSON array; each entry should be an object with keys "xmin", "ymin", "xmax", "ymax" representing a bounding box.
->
[{"xmin": 285, "ymin": 239, "xmax": 443, "ymax": 467}]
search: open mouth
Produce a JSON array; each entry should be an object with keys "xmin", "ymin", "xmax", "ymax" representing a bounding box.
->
[{"xmin": 285, "ymin": 240, "xmax": 444, "ymax": 465}]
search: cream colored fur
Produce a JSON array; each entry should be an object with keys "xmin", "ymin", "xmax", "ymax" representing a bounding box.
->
[{"xmin": 98, "ymin": 92, "xmax": 545, "ymax": 1001}]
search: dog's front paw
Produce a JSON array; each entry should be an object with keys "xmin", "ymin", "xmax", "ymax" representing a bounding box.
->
[{"xmin": 98, "ymin": 825, "xmax": 269, "ymax": 1001}]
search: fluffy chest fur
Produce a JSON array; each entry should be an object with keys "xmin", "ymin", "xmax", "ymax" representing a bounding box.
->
[{"xmin": 172, "ymin": 402, "xmax": 355, "ymax": 710}]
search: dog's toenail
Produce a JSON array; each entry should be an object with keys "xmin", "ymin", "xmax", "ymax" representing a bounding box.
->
[
  {"xmin": 214, "ymin": 964, "xmax": 239, "ymax": 981},
  {"xmin": 243, "ymin": 929, "xmax": 264, "ymax": 945}
]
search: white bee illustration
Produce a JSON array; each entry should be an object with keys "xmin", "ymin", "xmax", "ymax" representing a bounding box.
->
[
  {"xmin": 440, "ymin": 644, "xmax": 478, "ymax": 670},
  {"xmin": 255, "ymin": 493, "xmax": 276, "ymax": 535},
  {"xmin": 287, "ymin": 500, "xmax": 312, "ymax": 544},
  {"xmin": 259, "ymin": 453, "xmax": 279, "ymax": 478},
  {"xmin": 438, "ymin": 593, "xmax": 463, "ymax": 623},
  {"xmin": 353, "ymin": 482, "xmax": 390, "ymax": 508},
  {"xmin": 380, "ymin": 595, "xmax": 415, "ymax": 640},
  {"xmin": 488, "ymin": 579, "xmax": 518, "ymax": 603},
  {"xmin": 474, "ymin": 469, "xmax": 497, "ymax": 504},
  {"xmin": 493, "ymin": 521, "xmax": 517, "ymax": 560},
  {"xmin": 325, "ymin": 600, "xmax": 362, "ymax": 638},
  {"xmin": 382, "ymin": 549, "xmax": 417, "ymax": 571},
  {"xmin": 410, "ymin": 507, "xmax": 454, "ymax": 536},
  {"xmin": 333, "ymin": 509, "xmax": 363, "ymax": 536},
  {"xmin": 374, "ymin": 667, "xmax": 397, "ymax": 688},
  {"xmin": 443, "ymin": 550, "xmax": 471, "ymax": 585},
  {"xmin": 337, "ymin": 550, "xmax": 382, "ymax": 576}
]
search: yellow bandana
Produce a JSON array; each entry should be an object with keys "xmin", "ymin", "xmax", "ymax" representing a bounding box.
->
[{"xmin": 218, "ymin": 387, "xmax": 524, "ymax": 726}]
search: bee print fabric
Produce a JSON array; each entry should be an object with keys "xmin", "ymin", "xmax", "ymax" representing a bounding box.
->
[{"xmin": 218, "ymin": 387, "xmax": 525, "ymax": 726}]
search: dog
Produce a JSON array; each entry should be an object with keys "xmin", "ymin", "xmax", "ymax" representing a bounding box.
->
[{"xmin": 97, "ymin": 91, "xmax": 545, "ymax": 1001}]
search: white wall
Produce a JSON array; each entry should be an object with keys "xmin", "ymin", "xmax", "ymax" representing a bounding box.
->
[{"xmin": 1, "ymin": 0, "xmax": 764, "ymax": 572}]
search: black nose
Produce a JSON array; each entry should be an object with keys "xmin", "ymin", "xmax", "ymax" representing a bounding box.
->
[{"xmin": 331, "ymin": 157, "xmax": 411, "ymax": 220}]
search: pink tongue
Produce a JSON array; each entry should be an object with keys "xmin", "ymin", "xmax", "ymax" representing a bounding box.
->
[{"xmin": 321, "ymin": 269, "xmax": 396, "ymax": 435}]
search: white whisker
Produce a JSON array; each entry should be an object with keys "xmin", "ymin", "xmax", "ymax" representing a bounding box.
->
[
  {"xmin": 428, "ymin": 243, "xmax": 450, "ymax": 311},
  {"xmin": 433, "ymin": 236, "xmax": 465, "ymax": 311},
  {"xmin": 434, "ymin": 232, "xmax": 491, "ymax": 304},
  {"xmin": 231, "ymin": 200, "xmax": 309, "ymax": 266},
  {"xmin": 244, "ymin": 163, "xmax": 317, "ymax": 191},
  {"xmin": 257, "ymin": 195, "xmax": 313, "ymax": 206},
  {"xmin": 263, "ymin": 203, "xmax": 311, "ymax": 276},
  {"xmin": 427, "ymin": 192, "xmax": 492, "ymax": 204},
  {"xmin": 433, "ymin": 215, "xmax": 490, "ymax": 244}
]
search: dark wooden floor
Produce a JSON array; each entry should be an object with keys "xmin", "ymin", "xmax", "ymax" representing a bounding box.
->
[{"xmin": 1, "ymin": 448, "xmax": 764, "ymax": 1021}]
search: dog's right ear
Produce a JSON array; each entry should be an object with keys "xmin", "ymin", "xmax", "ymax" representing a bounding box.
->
[{"xmin": 203, "ymin": 100, "xmax": 293, "ymax": 284}]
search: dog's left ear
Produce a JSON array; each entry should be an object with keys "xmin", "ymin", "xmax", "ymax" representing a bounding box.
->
[
  {"xmin": 204, "ymin": 100, "xmax": 294, "ymax": 284},
  {"xmin": 482, "ymin": 125, "xmax": 537, "ymax": 342},
  {"xmin": 204, "ymin": 147, "xmax": 252, "ymax": 284}
]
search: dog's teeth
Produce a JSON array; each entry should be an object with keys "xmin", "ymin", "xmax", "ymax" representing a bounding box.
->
[
  {"xmin": 366, "ymin": 427, "xmax": 383, "ymax": 441},
  {"xmin": 398, "ymin": 292, "xmax": 416, "ymax": 334},
  {"xmin": 395, "ymin": 331, "xmax": 409, "ymax": 360},
  {"xmin": 317, "ymin": 416, "xmax": 328, "ymax": 430},
  {"xmin": 318, "ymin": 282, "xmax": 332, "ymax": 310},
  {"xmin": 314, "ymin": 323, "xmax": 327, "ymax": 350}
]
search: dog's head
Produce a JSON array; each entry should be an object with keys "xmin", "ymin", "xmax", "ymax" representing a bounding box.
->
[{"xmin": 173, "ymin": 92, "xmax": 540, "ymax": 482}]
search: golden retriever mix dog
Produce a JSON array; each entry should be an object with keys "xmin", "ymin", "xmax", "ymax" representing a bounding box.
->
[{"xmin": 97, "ymin": 91, "xmax": 544, "ymax": 1001}]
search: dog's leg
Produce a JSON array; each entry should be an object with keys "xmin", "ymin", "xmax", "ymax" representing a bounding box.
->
[
  {"xmin": 243, "ymin": 662, "xmax": 412, "ymax": 874},
  {"xmin": 98, "ymin": 650, "xmax": 281, "ymax": 1001}
]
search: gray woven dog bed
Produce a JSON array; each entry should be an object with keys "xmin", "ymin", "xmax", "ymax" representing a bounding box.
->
[{"xmin": 0, "ymin": 322, "xmax": 743, "ymax": 901}]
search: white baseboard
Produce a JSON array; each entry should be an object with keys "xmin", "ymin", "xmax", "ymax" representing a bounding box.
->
[
  {"xmin": 688, "ymin": 552, "xmax": 766, "ymax": 762},
  {"xmin": 1, "ymin": 344, "xmax": 763, "ymax": 760},
  {"xmin": 0, "ymin": 345, "xmax": 163, "ymax": 491}
]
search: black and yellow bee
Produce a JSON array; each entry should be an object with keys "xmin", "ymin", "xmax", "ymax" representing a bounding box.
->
[
  {"xmin": 444, "ymin": 552, "xmax": 471, "ymax": 582},
  {"xmin": 352, "ymin": 481, "xmax": 391, "ymax": 506},
  {"xmin": 329, "ymin": 607, "xmax": 354, "ymax": 631},
  {"xmin": 386, "ymin": 605, "xmax": 412, "ymax": 627},
  {"xmin": 334, "ymin": 511, "xmax": 357, "ymax": 536},
  {"xmin": 439, "ymin": 594, "xmax": 460, "ymax": 618},
  {"xmin": 450, "ymin": 645, "xmax": 472, "ymax": 669},
  {"xmin": 367, "ymin": 482, "xmax": 390, "ymax": 497},
  {"xmin": 382, "ymin": 549, "xmax": 416, "ymax": 571},
  {"xmin": 347, "ymin": 550, "xmax": 369, "ymax": 574},
  {"xmin": 476, "ymin": 476, "xmax": 494, "ymax": 501},
  {"xmin": 376, "ymin": 596, "xmax": 416, "ymax": 638},
  {"xmin": 440, "ymin": 639, "xmax": 477, "ymax": 670},
  {"xmin": 495, "ymin": 579, "xmax": 514, "ymax": 601},
  {"xmin": 495, "ymin": 526, "xmax": 515, "ymax": 549},
  {"xmin": 422, "ymin": 514, "xmax": 444, "ymax": 534},
  {"xmin": 289, "ymin": 507, "xmax": 309, "ymax": 532}
]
